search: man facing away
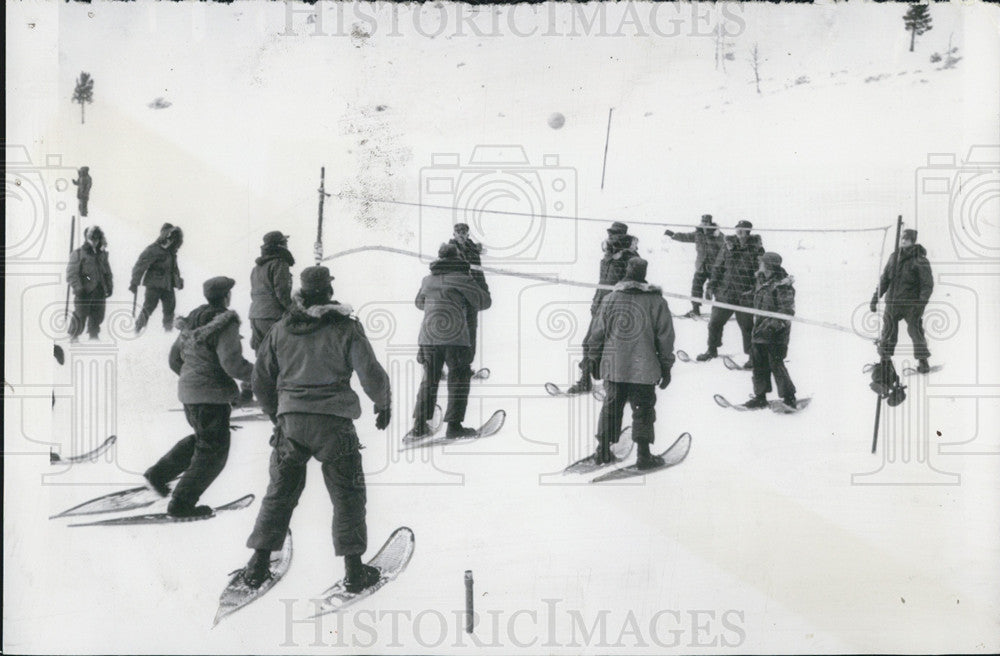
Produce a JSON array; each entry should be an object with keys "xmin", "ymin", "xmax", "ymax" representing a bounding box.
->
[
  {"xmin": 411, "ymin": 243, "xmax": 492, "ymax": 438},
  {"xmin": 130, "ymin": 223, "xmax": 185, "ymax": 333},
  {"xmin": 66, "ymin": 225, "xmax": 113, "ymax": 342},
  {"xmin": 144, "ymin": 276, "xmax": 253, "ymax": 517},
  {"xmin": 743, "ymin": 252, "xmax": 797, "ymax": 409},
  {"xmin": 249, "ymin": 230, "xmax": 295, "ymax": 350},
  {"xmin": 870, "ymin": 228, "xmax": 934, "ymax": 373},
  {"xmin": 697, "ymin": 220, "xmax": 764, "ymax": 367},
  {"xmin": 586, "ymin": 257, "xmax": 675, "ymax": 469},
  {"xmin": 448, "ymin": 222, "xmax": 489, "ymax": 362},
  {"xmin": 241, "ymin": 266, "xmax": 392, "ymax": 591},
  {"xmin": 664, "ymin": 213, "xmax": 724, "ymax": 318}
]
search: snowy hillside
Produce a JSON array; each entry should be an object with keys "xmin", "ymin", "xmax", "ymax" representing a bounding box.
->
[{"xmin": 5, "ymin": 1, "xmax": 1000, "ymax": 654}]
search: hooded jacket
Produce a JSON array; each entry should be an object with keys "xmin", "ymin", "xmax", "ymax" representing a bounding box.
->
[
  {"xmin": 249, "ymin": 246, "xmax": 295, "ymax": 319},
  {"xmin": 67, "ymin": 228, "xmax": 113, "ymax": 296},
  {"xmin": 449, "ymin": 237, "xmax": 489, "ymax": 294},
  {"xmin": 709, "ymin": 234, "xmax": 764, "ymax": 305},
  {"xmin": 168, "ymin": 305, "xmax": 253, "ymax": 404},
  {"xmin": 669, "ymin": 226, "xmax": 724, "ymax": 270},
  {"xmin": 587, "ymin": 280, "xmax": 676, "ymax": 385},
  {"xmin": 131, "ymin": 224, "xmax": 184, "ymax": 290},
  {"xmin": 751, "ymin": 266, "xmax": 795, "ymax": 345},
  {"xmin": 591, "ymin": 237, "xmax": 638, "ymax": 314},
  {"xmin": 874, "ymin": 244, "xmax": 934, "ymax": 307},
  {"xmin": 415, "ymin": 257, "xmax": 492, "ymax": 347},
  {"xmin": 252, "ymin": 294, "xmax": 391, "ymax": 420}
]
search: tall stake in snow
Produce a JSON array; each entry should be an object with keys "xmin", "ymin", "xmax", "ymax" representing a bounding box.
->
[
  {"xmin": 314, "ymin": 167, "xmax": 330, "ymax": 264},
  {"xmin": 871, "ymin": 215, "xmax": 904, "ymax": 454},
  {"xmin": 600, "ymin": 108, "xmax": 613, "ymax": 191},
  {"xmin": 65, "ymin": 215, "xmax": 76, "ymax": 320}
]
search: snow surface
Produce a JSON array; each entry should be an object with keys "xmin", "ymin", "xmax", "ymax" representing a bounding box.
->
[{"xmin": 5, "ymin": 1, "xmax": 1000, "ymax": 654}]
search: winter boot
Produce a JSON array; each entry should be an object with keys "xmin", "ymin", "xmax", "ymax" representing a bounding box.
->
[
  {"xmin": 344, "ymin": 554, "xmax": 381, "ymax": 593},
  {"xmin": 742, "ymin": 394, "xmax": 769, "ymax": 410},
  {"xmin": 696, "ymin": 347, "xmax": 718, "ymax": 362},
  {"xmin": 446, "ymin": 422, "xmax": 479, "ymax": 439},
  {"xmin": 566, "ymin": 371, "xmax": 593, "ymax": 394},
  {"xmin": 242, "ymin": 549, "xmax": 273, "ymax": 589},
  {"xmin": 742, "ymin": 358, "xmax": 754, "ymax": 370},
  {"xmin": 635, "ymin": 442, "xmax": 664, "ymax": 470},
  {"xmin": 781, "ymin": 394, "xmax": 797, "ymax": 409},
  {"xmin": 683, "ymin": 305, "xmax": 701, "ymax": 318},
  {"xmin": 238, "ymin": 382, "xmax": 254, "ymax": 406},
  {"xmin": 143, "ymin": 472, "xmax": 170, "ymax": 498},
  {"xmin": 916, "ymin": 358, "xmax": 931, "ymax": 374},
  {"xmin": 410, "ymin": 419, "xmax": 432, "ymax": 438},
  {"xmin": 167, "ymin": 500, "xmax": 213, "ymax": 518},
  {"xmin": 592, "ymin": 439, "xmax": 614, "ymax": 465}
]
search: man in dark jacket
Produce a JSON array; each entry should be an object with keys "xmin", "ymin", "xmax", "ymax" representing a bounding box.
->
[
  {"xmin": 870, "ymin": 229, "xmax": 934, "ymax": 373},
  {"xmin": 586, "ymin": 258, "xmax": 675, "ymax": 469},
  {"xmin": 249, "ymin": 231, "xmax": 295, "ymax": 350},
  {"xmin": 697, "ymin": 220, "xmax": 764, "ymax": 366},
  {"xmin": 448, "ymin": 223, "xmax": 489, "ymax": 360},
  {"xmin": 567, "ymin": 221, "xmax": 639, "ymax": 394},
  {"xmin": 130, "ymin": 223, "xmax": 185, "ymax": 333},
  {"xmin": 144, "ymin": 276, "xmax": 253, "ymax": 517},
  {"xmin": 664, "ymin": 214, "xmax": 723, "ymax": 318},
  {"xmin": 72, "ymin": 166, "xmax": 92, "ymax": 217},
  {"xmin": 241, "ymin": 266, "xmax": 391, "ymax": 593},
  {"xmin": 66, "ymin": 225, "xmax": 113, "ymax": 342},
  {"xmin": 743, "ymin": 252, "xmax": 797, "ymax": 409},
  {"xmin": 411, "ymin": 243, "xmax": 492, "ymax": 438}
]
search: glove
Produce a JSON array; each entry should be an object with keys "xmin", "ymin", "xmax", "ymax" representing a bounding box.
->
[
  {"xmin": 704, "ymin": 286, "xmax": 714, "ymax": 301},
  {"xmin": 176, "ymin": 277, "xmax": 184, "ymax": 290},
  {"xmin": 375, "ymin": 406, "xmax": 391, "ymax": 431},
  {"xmin": 869, "ymin": 295, "xmax": 878, "ymax": 314},
  {"xmin": 658, "ymin": 367, "xmax": 672, "ymax": 389},
  {"xmin": 663, "ymin": 229, "xmax": 675, "ymax": 237},
  {"xmin": 128, "ymin": 283, "xmax": 138, "ymax": 294},
  {"xmin": 587, "ymin": 358, "xmax": 601, "ymax": 380}
]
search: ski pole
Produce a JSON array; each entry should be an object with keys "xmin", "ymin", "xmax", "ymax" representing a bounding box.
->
[
  {"xmin": 65, "ymin": 215, "xmax": 76, "ymax": 321},
  {"xmin": 871, "ymin": 215, "xmax": 903, "ymax": 454},
  {"xmin": 132, "ymin": 290, "xmax": 137, "ymax": 318}
]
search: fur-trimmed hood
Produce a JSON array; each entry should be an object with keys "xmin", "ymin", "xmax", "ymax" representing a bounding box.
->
[
  {"xmin": 429, "ymin": 258, "xmax": 471, "ymax": 276},
  {"xmin": 283, "ymin": 291, "xmax": 355, "ymax": 335},
  {"xmin": 612, "ymin": 280, "xmax": 664, "ymax": 294},
  {"xmin": 899, "ymin": 243, "xmax": 928, "ymax": 261},
  {"xmin": 256, "ymin": 245, "xmax": 295, "ymax": 267},
  {"xmin": 175, "ymin": 307, "xmax": 239, "ymax": 345},
  {"xmin": 756, "ymin": 265, "xmax": 793, "ymax": 287}
]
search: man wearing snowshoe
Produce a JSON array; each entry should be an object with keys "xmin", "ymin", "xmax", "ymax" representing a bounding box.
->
[
  {"xmin": 567, "ymin": 221, "xmax": 638, "ymax": 394},
  {"xmin": 697, "ymin": 220, "xmax": 764, "ymax": 367},
  {"xmin": 130, "ymin": 223, "xmax": 184, "ymax": 333},
  {"xmin": 411, "ymin": 243, "xmax": 492, "ymax": 438},
  {"xmin": 870, "ymin": 229, "xmax": 934, "ymax": 374},
  {"xmin": 586, "ymin": 258, "xmax": 675, "ymax": 470},
  {"xmin": 144, "ymin": 276, "xmax": 253, "ymax": 518},
  {"xmin": 66, "ymin": 225, "xmax": 113, "ymax": 342},
  {"xmin": 742, "ymin": 252, "xmax": 797, "ymax": 410},
  {"xmin": 245, "ymin": 230, "xmax": 296, "ymax": 404},
  {"xmin": 448, "ymin": 222, "xmax": 489, "ymax": 360},
  {"xmin": 242, "ymin": 266, "xmax": 391, "ymax": 592},
  {"xmin": 664, "ymin": 214, "xmax": 723, "ymax": 318}
]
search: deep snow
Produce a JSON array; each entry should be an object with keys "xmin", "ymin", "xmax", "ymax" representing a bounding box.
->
[{"xmin": 5, "ymin": 1, "xmax": 1000, "ymax": 654}]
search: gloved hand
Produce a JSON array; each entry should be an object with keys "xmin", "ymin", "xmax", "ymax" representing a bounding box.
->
[
  {"xmin": 128, "ymin": 283, "xmax": 138, "ymax": 294},
  {"xmin": 375, "ymin": 406, "xmax": 391, "ymax": 431},
  {"xmin": 658, "ymin": 367, "xmax": 672, "ymax": 390},
  {"xmin": 663, "ymin": 229, "xmax": 675, "ymax": 237},
  {"xmin": 176, "ymin": 277, "xmax": 184, "ymax": 290},
  {"xmin": 588, "ymin": 358, "xmax": 601, "ymax": 380},
  {"xmin": 704, "ymin": 286, "xmax": 715, "ymax": 301},
  {"xmin": 869, "ymin": 295, "xmax": 878, "ymax": 314}
]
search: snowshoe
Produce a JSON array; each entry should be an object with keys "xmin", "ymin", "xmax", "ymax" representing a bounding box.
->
[
  {"xmin": 242, "ymin": 550, "xmax": 274, "ymax": 589},
  {"xmin": 344, "ymin": 563, "xmax": 382, "ymax": 593},
  {"xmin": 636, "ymin": 453, "xmax": 666, "ymax": 470},
  {"xmin": 916, "ymin": 359, "xmax": 930, "ymax": 374}
]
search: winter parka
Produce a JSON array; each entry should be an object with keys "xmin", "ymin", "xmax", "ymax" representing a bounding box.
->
[
  {"xmin": 708, "ymin": 234, "xmax": 764, "ymax": 305},
  {"xmin": 252, "ymin": 295, "xmax": 391, "ymax": 420},
  {"xmin": 168, "ymin": 305, "xmax": 253, "ymax": 404},
  {"xmin": 591, "ymin": 237, "xmax": 638, "ymax": 314},
  {"xmin": 249, "ymin": 246, "xmax": 295, "ymax": 319},
  {"xmin": 449, "ymin": 237, "xmax": 489, "ymax": 293},
  {"xmin": 67, "ymin": 237, "xmax": 113, "ymax": 297},
  {"xmin": 131, "ymin": 225, "xmax": 184, "ymax": 290},
  {"xmin": 587, "ymin": 280, "xmax": 676, "ymax": 385},
  {"xmin": 874, "ymin": 244, "xmax": 934, "ymax": 308},
  {"xmin": 750, "ymin": 266, "xmax": 795, "ymax": 346},
  {"xmin": 415, "ymin": 258, "xmax": 492, "ymax": 347}
]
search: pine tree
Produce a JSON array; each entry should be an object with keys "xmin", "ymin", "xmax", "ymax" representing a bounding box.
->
[
  {"xmin": 903, "ymin": 5, "xmax": 933, "ymax": 53},
  {"xmin": 72, "ymin": 72, "xmax": 94, "ymax": 124}
]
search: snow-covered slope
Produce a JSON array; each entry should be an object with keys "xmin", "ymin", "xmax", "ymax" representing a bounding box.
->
[{"xmin": 5, "ymin": 2, "xmax": 999, "ymax": 654}]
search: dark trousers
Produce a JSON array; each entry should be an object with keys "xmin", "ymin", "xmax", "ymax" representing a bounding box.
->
[
  {"xmin": 751, "ymin": 343, "xmax": 796, "ymax": 399},
  {"xmin": 79, "ymin": 198, "xmax": 88, "ymax": 217},
  {"xmin": 690, "ymin": 267, "xmax": 711, "ymax": 310},
  {"xmin": 247, "ymin": 413, "xmax": 367, "ymax": 555},
  {"xmin": 250, "ymin": 318, "xmax": 280, "ymax": 351},
  {"xmin": 878, "ymin": 304, "xmax": 930, "ymax": 360},
  {"xmin": 136, "ymin": 286, "xmax": 177, "ymax": 331},
  {"xmin": 69, "ymin": 290, "xmax": 107, "ymax": 339},
  {"xmin": 597, "ymin": 382, "xmax": 657, "ymax": 449},
  {"xmin": 413, "ymin": 345, "xmax": 473, "ymax": 425},
  {"xmin": 466, "ymin": 310, "xmax": 479, "ymax": 360},
  {"xmin": 707, "ymin": 304, "xmax": 754, "ymax": 354},
  {"xmin": 145, "ymin": 403, "xmax": 232, "ymax": 507}
]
